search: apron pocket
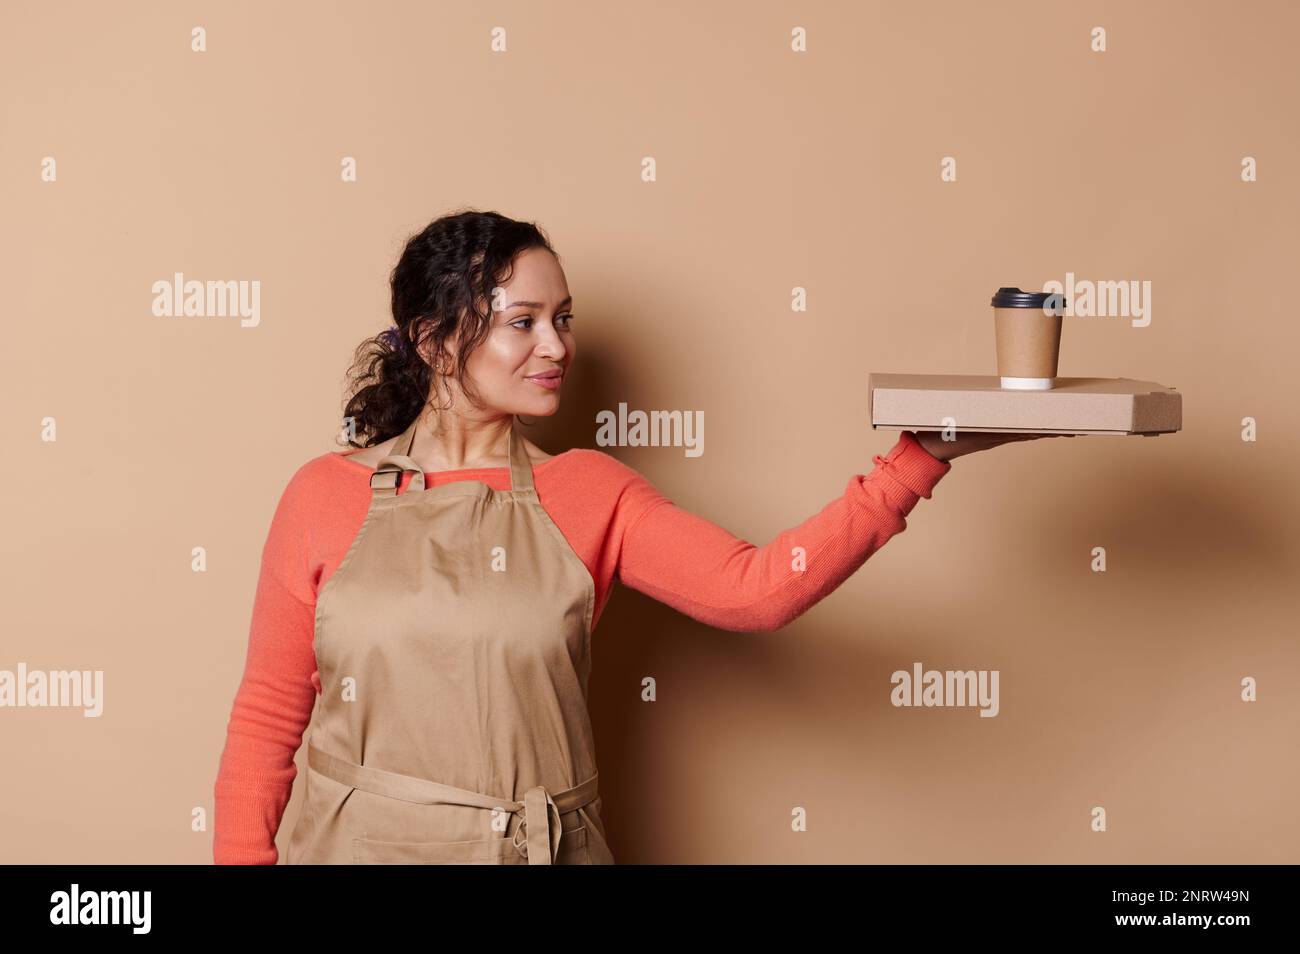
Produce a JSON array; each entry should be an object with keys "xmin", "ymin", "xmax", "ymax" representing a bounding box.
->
[
  {"xmin": 553, "ymin": 825, "xmax": 591, "ymax": 865},
  {"xmin": 352, "ymin": 825, "xmax": 590, "ymax": 864},
  {"xmin": 352, "ymin": 835, "xmax": 509, "ymax": 864}
]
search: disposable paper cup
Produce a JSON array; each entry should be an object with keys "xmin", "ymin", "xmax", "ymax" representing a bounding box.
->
[{"xmin": 991, "ymin": 287, "xmax": 1064, "ymax": 390}]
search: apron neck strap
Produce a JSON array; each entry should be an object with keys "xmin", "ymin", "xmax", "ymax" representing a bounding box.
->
[
  {"xmin": 371, "ymin": 416, "xmax": 536, "ymax": 496},
  {"xmin": 504, "ymin": 420, "xmax": 535, "ymax": 493}
]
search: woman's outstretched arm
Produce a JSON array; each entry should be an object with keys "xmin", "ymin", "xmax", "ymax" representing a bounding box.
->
[{"xmin": 614, "ymin": 431, "xmax": 952, "ymax": 632}]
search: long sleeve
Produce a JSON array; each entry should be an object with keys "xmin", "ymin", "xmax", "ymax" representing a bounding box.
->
[
  {"xmin": 615, "ymin": 430, "xmax": 952, "ymax": 632},
  {"xmin": 212, "ymin": 468, "xmax": 319, "ymax": 865}
]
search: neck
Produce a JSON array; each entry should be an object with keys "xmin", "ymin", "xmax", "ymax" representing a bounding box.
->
[{"xmin": 406, "ymin": 411, "xmax": 515, "ymax": 471}]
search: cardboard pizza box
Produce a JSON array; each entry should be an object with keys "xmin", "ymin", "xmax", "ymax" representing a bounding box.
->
[{"xmin": 868, "ymin": 374, "xmax": 1182, "ymax": 435}]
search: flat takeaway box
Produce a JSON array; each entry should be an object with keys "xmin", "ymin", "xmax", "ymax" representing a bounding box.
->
[{"xmin": 868, "ymin": 374, "xmax": 1182, "ymax": 436}]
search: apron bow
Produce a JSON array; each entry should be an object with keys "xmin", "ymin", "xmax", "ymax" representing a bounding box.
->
[{"xmin": 511, "ymin": 786, "xmax": 564, "ymax": 864}]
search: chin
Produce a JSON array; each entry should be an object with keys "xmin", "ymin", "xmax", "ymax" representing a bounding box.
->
[{"xmin": 508, "ymin": 394, "xmax": 562, "ymax": 417}]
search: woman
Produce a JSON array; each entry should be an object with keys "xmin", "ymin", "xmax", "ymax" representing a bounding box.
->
[{"xmin": 213, "ymin": 209, "xmax": 1064, "ymax": 865}]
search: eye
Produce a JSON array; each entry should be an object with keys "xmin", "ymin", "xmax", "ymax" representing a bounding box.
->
[{"xmin": 510, "ymin": 313, "xmax": 575, "ymax": 330}]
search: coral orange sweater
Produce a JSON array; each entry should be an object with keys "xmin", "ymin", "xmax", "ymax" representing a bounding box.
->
[{"xmin": 213, "ymin": 430, "xmax": 952, "ymax": 863}]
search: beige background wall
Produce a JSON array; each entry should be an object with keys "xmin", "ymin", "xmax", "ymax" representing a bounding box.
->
[{"xmin": 2, "ymin": 0, "xmax": 1296, "ymax": 863}]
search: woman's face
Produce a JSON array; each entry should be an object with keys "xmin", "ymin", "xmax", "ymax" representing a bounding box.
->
[{"xmin": 447, "ymin": 247, "xmax": 575, "ymax": 417}]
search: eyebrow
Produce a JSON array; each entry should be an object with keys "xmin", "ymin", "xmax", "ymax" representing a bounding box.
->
[{"xmin": 501, "ymin": 296, "xmax": 572, "ymax": 310}]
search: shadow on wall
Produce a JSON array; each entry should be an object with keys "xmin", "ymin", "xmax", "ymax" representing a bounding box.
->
[
  {"xmin": 590, "ymin": 586, "xmax": 1023, "ymax": 864},
  {"xmin": 1016, "ymin": 448, "xmax": 1294, "ymax": 586}
]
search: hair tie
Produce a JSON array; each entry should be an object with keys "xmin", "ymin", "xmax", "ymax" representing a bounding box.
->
[{"xmin": 380, "ymin": 324, "xmax": 408, "ymax": 355}]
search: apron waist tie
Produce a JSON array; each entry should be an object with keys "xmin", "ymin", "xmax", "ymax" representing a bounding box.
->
[{"xmin": 307, "ymin": 744, "xmax": 599, "ymax": 864}]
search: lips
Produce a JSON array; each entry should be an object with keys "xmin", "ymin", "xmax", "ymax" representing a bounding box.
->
[{"xmin": 525, "ymin": 370, "xmax": 564, "ymax": 390}]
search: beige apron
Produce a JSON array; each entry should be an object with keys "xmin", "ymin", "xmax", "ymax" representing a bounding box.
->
[{"xmin": 285, "ymin": 415, "xmax": 613, "ymax": 864}]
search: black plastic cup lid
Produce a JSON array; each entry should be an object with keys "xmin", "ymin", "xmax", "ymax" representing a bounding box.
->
[{"xmin": 991, "ymin": 286, "xmax": 1055, "ymax": 308}]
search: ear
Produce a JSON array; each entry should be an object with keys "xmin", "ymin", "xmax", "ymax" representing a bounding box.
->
[
  {"xmin": 417, "ymin": 322, "xmax": 462, "ymax": 370},
  {"xmin": 414, "ymin": 334, "xmax": 441, "ymax": 370}
]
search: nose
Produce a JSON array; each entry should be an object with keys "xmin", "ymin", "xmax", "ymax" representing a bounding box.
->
[{"xmin": 533, "ymin": 325, "xmax": 568, "ymax": 362}]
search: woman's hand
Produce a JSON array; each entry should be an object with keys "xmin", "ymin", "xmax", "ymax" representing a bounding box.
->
[{"xmin": 912, "ymin": 430, "xmax": 1077, "ymax": 463}]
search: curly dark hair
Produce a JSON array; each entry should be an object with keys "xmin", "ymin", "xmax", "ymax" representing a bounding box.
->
[{"xmin": 340, "ymin": 208, "xmax": 558, "ymax": 448}]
